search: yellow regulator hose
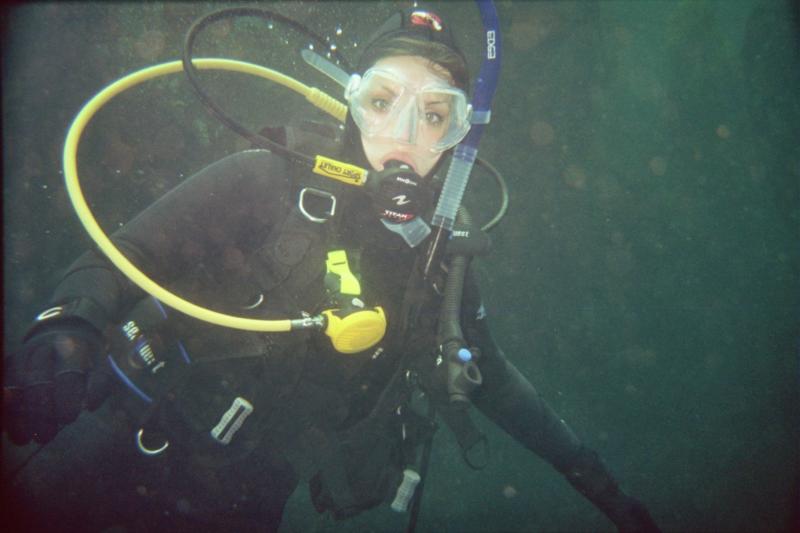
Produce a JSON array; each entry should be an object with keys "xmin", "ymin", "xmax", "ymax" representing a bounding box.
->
[{"xmin": 63, "ymin": 58, "xmax": 346, "ymax": 331}]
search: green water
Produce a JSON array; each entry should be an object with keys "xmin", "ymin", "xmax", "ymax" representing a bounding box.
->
[{"xmin": 3, "ymin": 1, "xmax": 798, "ymax": 531}]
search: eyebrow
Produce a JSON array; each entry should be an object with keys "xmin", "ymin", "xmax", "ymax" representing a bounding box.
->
[{"xmin": 376, "ymin": 83, "xmax": 399, "ymax": 97}]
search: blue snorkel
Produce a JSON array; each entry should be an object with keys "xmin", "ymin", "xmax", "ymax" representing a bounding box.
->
[
  {"xmin": 422, "ymin": 0, "xmax": 502, "ymax": 412},
  {"xmin": 424, "ymin": 0, "xmax": 502, "ymax": 276},
  {"xmin": 296, "ymin": 3, "xmax": 504, "ymax": 409}
]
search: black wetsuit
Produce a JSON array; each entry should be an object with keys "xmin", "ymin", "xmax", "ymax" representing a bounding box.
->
[{"xmin": 6, "ymin": 148, "xmax": 601, "ymax": 532}]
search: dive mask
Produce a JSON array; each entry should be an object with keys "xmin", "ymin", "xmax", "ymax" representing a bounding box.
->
[{"xmin": 345, "ymin": 66, "xmax": 472, "ymax": 153}]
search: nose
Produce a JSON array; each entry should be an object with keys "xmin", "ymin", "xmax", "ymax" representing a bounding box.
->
[{"xmin": 390, "ymin": 102, "xmax": 418, "ymax": 145}]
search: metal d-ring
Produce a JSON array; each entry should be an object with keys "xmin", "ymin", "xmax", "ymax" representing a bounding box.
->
[
  {"xmin": 136, "ymin": 428, "xmax": 169, "ymax": 456},
  {"xmin": 298, "ymin": 187, "xmax": 336, "ymax": 223},
  {"xmin": 242, "ymin": 292, "xmax": 264, "ymax": 310}
]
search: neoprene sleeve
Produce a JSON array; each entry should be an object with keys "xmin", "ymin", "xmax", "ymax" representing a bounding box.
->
[
  {"xmin": 461, "ymin": 273, "xmax": 584, "ymax": 473},
  {"xmin": 49, "ymin": 150, "xmax": 292, "ymax": 327}
]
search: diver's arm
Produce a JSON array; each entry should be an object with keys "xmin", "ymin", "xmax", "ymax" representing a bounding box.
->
[
  {"xmin": 462, "ymin": 275, "xmax": 660, "ymax": 532},
  {"xmin": 460, "ymin": 283, "xmax": 582, "ymax": 471},
  {"xmin": 6, "ymin": 150, "xmax": 292, "ymax": 445},
  {"xmin": 48, "ymin": 149, "xmax": 291, "ymax": 329}
]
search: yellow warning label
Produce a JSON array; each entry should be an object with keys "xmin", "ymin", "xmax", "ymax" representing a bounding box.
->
[{"xmin": 313, "ymin": 156, "xmax": 367, "ymax": 186}]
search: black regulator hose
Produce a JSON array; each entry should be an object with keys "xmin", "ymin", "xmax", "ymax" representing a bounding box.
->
[
  {"xmin": 438, "ymin": 208, "xmax": 483, "ymax": 407},
  {"xmin": 182, "ymin": 7, "xmax": 512, "ymax": 235},
  {"xmin": 474, "ymin": 157, "xmax": 508, "ymax": 232},
  {"xmin": 182, "ymin": 7, "xmax": 353, "ymax": 168}
]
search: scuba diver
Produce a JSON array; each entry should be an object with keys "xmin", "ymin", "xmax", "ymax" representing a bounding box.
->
[{"xmin": 3, "ymin": 5, "xmax": 660, "ymax": 533}]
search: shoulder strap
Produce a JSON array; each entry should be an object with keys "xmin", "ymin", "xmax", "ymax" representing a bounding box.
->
[{"xmin": 257, "ymin": 117, "xmax": 343, "ymax": 157}]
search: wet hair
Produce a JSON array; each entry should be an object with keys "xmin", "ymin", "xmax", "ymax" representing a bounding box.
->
[{"xmin": 357, "ymin": 35, "xmax": 470, "ymax": 92}]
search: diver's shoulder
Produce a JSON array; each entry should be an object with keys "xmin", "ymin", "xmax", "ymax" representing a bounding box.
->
[
  {"xmin": 204, "ymin": 148, "xmax": 294, "ymax": 182},
  {"xmin": 227, "ymin": 148, "xmax": 292, "ymax": 169}
]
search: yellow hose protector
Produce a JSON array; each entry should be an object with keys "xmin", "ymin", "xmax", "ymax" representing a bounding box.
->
[
  {"xmin": 325, "ymin": 250, "xmax": 361, "ymax": 295},
  {"xmin": 63, "ymin": 58, "xmax": 347, "ymax": 332}
]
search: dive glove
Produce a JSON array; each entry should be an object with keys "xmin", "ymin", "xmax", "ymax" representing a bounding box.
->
[
  {"xmin": 609, "ymin": 495, "xmax": 661, "ymax": 533},
  {"xmin": 4, "ymin": 318, "xmax": 113, "ymax": 445}
]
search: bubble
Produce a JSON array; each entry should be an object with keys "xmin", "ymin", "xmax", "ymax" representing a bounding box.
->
[
  {"xmin": 133, "ymin": 30, "xmax": 166, "ymax": 62},
  {"xmin": 223, "ymin": 246, "xmax": 245, "ymax": 271},
  {"xmin": 614, "ymin": 25, "xmax": 632, "ymax": 47},
  {"xmin": 267, "ymin": 21, "xmax": 274, "ymax": 30},
  {"xmin": 330, "ymin": 43, "xmax": 337, "ymax": 52},
  {"xmin": 336, "ymin": 26, "xmax": 343, "ymax": 36},
  {"xmin": 704, "ymin": 352, "xmax": 722, "ymax": 372},
  {"xmin": 180, "ymin": 239, "xmax": 205, "ymax": 262},
  {"xmin": 176, "ymin": 498, "xmax": 192, "ymax": 514},
  {"xmin": 308, "ymin": 43, "xmax": 314, "ymax": 51},
  {"xmin": 716, "ymin": 124, "xmax": 731, "ymax": 139},
  {"xmin": 502, "ymin": 485, "xmax": 518, "ymax": 499},
  {"xmin": 530, "ymin": 120, "xmax": 555, "ymax": 146},
  {"xmin": 562, "ymin": 164, "xmax": 587, "ymax": 190},
  {"xmin": 623, "ymin": 346, "xmax": 658, "ymax": 368},
  {"xmin": 136, "ymin": 485, "xmax": 148, "ymax": 496},
  {"xmin": 53, "ymin": 334, "xmax": 80, "ymax": 354},
  {"xmin": 648, "ymin": 156, "xmax": 667, "ymax": 176},
  {"xmin": 104, "ymin": 134, "xmax": 136, "ymax": 175},
  {"xmin": 17, "ymin": 279, "xmax": 35, "ymax": 305},
  {"xmin": 749, "ymin": 164, "xmax": 766, "ymax": 181},
  {"xmin": 605, "ymin": 247, "xmax": 634, "ymax": 276},
  {"xmin": 508, "ymin": 7, "xmax": 562, "ymax": 51},
  {"xmin": 10, "ymin": 232, "xmax": 34, "ymax": 263},
  {"xmin": 209, "ymin": 20, "xmax": 232, "ymax": 39}
]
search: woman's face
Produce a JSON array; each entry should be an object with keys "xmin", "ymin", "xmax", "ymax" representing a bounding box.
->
[{"xmin": 358, "ymin": 55, "xmax": 457, "ymax": 176}]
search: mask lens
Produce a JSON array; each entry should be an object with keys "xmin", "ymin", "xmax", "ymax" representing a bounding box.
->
[
  {"xmin": 349, "ymin": 70, "xmax": 408, "ymax": 136},
  {"xmin": 348, "ymin": 68, "xmax": 471, "ymax": 152},
  {"xmin": 417, "ymin": 89, "xmax": 469, "ymax": 152}
]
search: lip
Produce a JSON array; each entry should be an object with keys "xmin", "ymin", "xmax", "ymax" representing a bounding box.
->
[{"xmin": 380, "ymin": 153, "xmax": 417, "ymax": 173}]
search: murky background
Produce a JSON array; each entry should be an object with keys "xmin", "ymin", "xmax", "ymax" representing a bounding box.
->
[{"xmin": 3, "ymin": 1, "xmax": 798, "ymax": 531}]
